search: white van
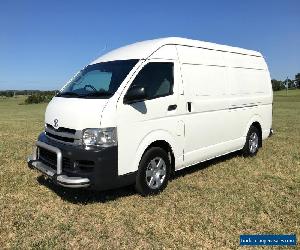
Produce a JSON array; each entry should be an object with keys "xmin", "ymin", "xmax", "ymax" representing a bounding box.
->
[{"xmin": 28, "ymin": 37, "xmax": 273, "ymax": 195}]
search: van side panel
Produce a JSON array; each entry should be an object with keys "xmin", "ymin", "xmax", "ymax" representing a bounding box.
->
[
  {"xmin": 177, "ymin": 45, "xmax": 272, "ymax": 168},
  {"xmin": 226, "ymin": 52, "xmax": 267, "ymax": 69},
  {"xmin": 177, "ymin": 46, "xmax": 234, "ymax": 166},
  {"xmin": 225, "ymin": 52, "xmax": 272, "ymax": 142},
  {"xmin": 178, "ymin": 45, "xmax": 225, "ymax": 66}
]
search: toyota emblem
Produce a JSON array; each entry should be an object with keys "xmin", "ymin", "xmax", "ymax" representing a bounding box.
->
[{"xmin": 54, "ymin": 119, "xmax": 58, "ymax": 128}]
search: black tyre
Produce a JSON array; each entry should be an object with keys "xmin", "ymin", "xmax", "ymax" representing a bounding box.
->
[
  {"xmin": 242, "ymin": 125, "xmax": 260, "ymax": 157},
  {"xmin": 135, "ymin": 147, "xmax": 171, "ymax": 196}
]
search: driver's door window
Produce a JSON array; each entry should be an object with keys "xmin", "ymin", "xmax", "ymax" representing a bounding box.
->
[{"xmin": 131, "ymin": 62, "xmax": 174, "ymax": 100}]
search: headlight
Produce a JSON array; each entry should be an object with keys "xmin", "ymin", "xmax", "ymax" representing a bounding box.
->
[{"xmin": 82, "ymin": 128, "xmax": 117, "ymax": 147}]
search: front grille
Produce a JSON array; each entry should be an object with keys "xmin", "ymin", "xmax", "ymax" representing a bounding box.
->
[
  {"xmin": 45, "ymin": 132, "xmax": 74, "ymax": 143},
  {"xmin": 39, "ymin": 147, "xmax": 56, "ymax": 169},
  {"xmin": 45, "ymin": 123, "xmax": 79, "ymax": 144},
  {"xmin": 46, "ymin": 124, "xmax": 76, "ymax": 134},
  {"xmin": 38, "ymin": 147, "xmax": 72, "ymax": 170}
]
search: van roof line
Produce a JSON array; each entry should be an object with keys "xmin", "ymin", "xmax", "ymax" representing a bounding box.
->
[{"xmin": 90, "ymin": 37, "xmax": 262, "ymax": 65}]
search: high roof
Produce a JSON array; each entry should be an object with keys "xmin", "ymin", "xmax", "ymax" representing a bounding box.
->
[{"xmin": 90, "ymin": 37, "xmax": 262, "ymax": 65}]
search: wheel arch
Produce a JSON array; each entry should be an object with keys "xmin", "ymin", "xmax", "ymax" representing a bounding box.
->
[
  {"xmin": 143, "ymin": 140, "xmax": 175, "ymax": 174},
  {"xmin": 245, "ymin": 116, "xmax": 263, "ymax": 147},
  {"xmin": 133, "ymin": 130, "xmax": 177, "ymax": 175},
  {"xmin": 251, "ymin": 121, "xmax": 262, "ymax": 147}
]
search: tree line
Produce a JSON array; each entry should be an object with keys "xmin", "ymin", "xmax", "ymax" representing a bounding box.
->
[
  {"xmin": 272, "ymin": 73, "xmax": 300, "ymax": 91},
  {"xmin": 0, "ymin": 90, "xmax": 57, "ymax": 104},
  {"xmin": 0, "ymin": 90, "xmax": 57, "ymax": 97},
  {"xmin": 24, "ymin": 93, "xmax": 55, "ymax": 104}
]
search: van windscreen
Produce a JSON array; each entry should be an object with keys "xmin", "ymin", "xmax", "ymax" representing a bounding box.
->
[{"xmin": 57, "ymin": 60, "xmax": 138, "ymax": 99}]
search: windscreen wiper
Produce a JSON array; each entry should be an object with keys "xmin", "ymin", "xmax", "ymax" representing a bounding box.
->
[
  {"xmin": 56, "ymin": 92, "xmax": 79, "ymax": 97},
  {"xmin": 80, "ymin": 92, "xmax": 113, "ymax": 98}
]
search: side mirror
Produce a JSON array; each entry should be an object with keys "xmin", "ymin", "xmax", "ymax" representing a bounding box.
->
[{"xmin": 124, "ymin": 85, "xmax": 147, "ymax": 104}]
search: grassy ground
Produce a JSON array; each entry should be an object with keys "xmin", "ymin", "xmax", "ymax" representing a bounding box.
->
[{"xmin": 0, "ymin": 91, "xmax": 299, "ymax": 249}]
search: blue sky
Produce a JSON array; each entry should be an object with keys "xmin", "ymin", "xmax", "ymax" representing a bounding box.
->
[{"xmin": 0, "ymin": 0, "xmax": 299, "ymax": 90}]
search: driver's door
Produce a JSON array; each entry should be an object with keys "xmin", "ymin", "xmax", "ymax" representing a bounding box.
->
[{"xmin": 116, "ymin": 59, "xmax": 185, "ymax": 175}]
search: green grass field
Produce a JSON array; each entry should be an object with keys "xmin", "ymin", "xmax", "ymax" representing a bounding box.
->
[{"xmin": 0, "ymin": 90, "xmax": 299, "ymax": 249}]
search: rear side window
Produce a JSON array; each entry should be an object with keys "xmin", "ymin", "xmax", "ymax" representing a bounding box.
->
[{"xmin": 131, "ymin": 62, "xmax": 174, "ymax": 99}]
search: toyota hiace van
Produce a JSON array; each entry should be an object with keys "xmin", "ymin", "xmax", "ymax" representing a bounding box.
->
[{"xmin": 28, "ymin": 37, "xmax": 273, "ymax": 195}]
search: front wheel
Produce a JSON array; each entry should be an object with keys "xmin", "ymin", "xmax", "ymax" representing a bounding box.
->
[
  {"xmin": 135, "ymin": 147, "xmax": 171, "ymax": 196},
  {"xmin": 242, "ymin": 125, "xmax": 261, "ymax": 157}
]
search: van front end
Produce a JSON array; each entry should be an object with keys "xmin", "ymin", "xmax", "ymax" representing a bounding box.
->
[
  {"xmin": 27, "ymin": 59, "xmax": 140, "ymax": 190},
  {"xmin": 27, "ymin": 130, "xmax": 135, "ymax": 190}
]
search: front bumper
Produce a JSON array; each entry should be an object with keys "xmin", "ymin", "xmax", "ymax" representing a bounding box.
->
[
  {"xmin": 27, "ymin": 132, "xmax": 136, "ymax": 190},
  {"xmin": 27, "ymin": 141, "xmax": 90, "ymax": 188}
]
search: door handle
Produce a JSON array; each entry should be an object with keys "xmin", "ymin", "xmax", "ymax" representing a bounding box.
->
[
  {"xmin": 168, "ymin": 104, "xmax": 177, "ymax": 111},
  {"xmin": 187, "ymin": 102, "xmax": 192, "ymax": 112}
]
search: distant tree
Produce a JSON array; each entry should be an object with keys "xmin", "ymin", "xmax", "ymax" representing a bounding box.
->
[
  {"xmin": 271, "ymin": 79, "xmax": 285, "ymax": 91},
  {"xmin": 24, "ymin": 92, "xmax": 55, "ymax": 104},
  {"xmin": 0, "ymin": 91, "xmax": 14, "ymax": 97},
  {"xmin": 287, "ymin": 79, "xmax": 294, "ymax": 88},
  {"xmin": 295, "ymin": 73, "xmax": 300, "ymax": 88},
  {"xmin": 281, "ymin": 78, "xmax": 294, "ymax": 89}
]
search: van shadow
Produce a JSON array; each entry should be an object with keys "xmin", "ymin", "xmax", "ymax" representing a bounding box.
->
[
  {"xmin": 37, "ymin": 151, "xmax": 240, "ymax": 204},
  {"xmin": 172, "ymin": 151, "xmax": 240, "ymax": 180},
  {"xmin": 37, "ymin": 176, "xmax": 136, "ymax": 204}
]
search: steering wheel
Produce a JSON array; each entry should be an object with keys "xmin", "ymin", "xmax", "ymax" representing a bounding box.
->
[{"xmin": 84, "ymin": 84, "xmax": 97, "ymax": 92}]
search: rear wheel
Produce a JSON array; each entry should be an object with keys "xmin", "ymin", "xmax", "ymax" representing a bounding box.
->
[
  {"xmin": 135, "ymin": 147, "xmax": 170, "ymax": 196},
  {"xmin": 242, "ymin": 125, "xmax": 260, "ymax": 157}
]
